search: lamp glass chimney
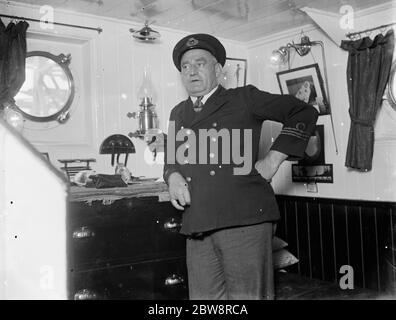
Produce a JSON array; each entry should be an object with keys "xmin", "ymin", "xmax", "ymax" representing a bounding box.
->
[
  {"xmin": 137, "ymin": 67, "xmax": 156, "ymax": 107},
  {"xmin": 133, "ymin": 67, "xmax": 160, "ymax": 136}
]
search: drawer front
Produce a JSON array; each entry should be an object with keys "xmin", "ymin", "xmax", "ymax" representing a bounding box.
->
[
  {"xmin": 70, "ymin": 220, "xmax": 185, "ymax": 269},
  {"xmin": 68, "ymin": 197, "xmax": 160, "ymax": 228},
  {"xmin": 70, "ymin": 258, "xmax": 188, "ymax": 300},
  {"xmin": 68, "ymin": 197, "xmax": 186, "ymax": 269}
]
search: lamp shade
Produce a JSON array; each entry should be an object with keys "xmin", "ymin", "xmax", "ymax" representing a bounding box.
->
[
  {"xmin": 270, "ymin": 46, "xmax": 289, "ymax": 65},
  {"xmin": 3, "ymin": 104, "xmax": 24, "ymax": 132}
]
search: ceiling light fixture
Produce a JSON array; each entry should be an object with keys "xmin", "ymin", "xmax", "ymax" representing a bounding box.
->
[{"xmin": 129, "ymin": 20, "xmax": 161, "ymax": 41}]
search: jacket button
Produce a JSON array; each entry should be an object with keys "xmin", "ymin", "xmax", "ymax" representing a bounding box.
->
[
  {"xmin": 212, "ymin": 122, "xmax": 217, "ymax": 127},
  {"xmin": 209, "ymin": 170, "xmax": 216, "ymax": 176},
  {"xmin": 186, "ymin": 177, "xmax": 192, "ymax": 182}
]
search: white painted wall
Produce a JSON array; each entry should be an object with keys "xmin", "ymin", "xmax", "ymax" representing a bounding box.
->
[
  {"xmin": 248, "ymin": 4, "xmax": 396, "ymax": 202},
  {"xmin": 2, "ymin": 1, "xmax": 394, "ymax": 202},
  {"xmin": 0, "ymin": 119, "xmax": 68, "ymax": 299},
  {"xmin": 0, "ymin": 1, "xmax": 247, "ymax": 180}
]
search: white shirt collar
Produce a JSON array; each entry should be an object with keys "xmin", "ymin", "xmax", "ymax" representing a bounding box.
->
[{"xmin": 191, "ymin": 85, "xmax": 219, "ymax": 105}]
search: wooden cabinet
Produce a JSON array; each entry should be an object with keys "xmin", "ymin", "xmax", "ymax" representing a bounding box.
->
[
  {"xmin": 72, "ymin": 258, "xmax": 187, "ymax": 300},
  {"xmin": 67, "ymin": 186, "xmax": 188, "ymax": 300}
]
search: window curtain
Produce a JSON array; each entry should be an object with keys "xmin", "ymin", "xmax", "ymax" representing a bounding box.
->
[
  {"xmin": 0, "ymin": 18, "xmax": 29, "ymax": 109},
  {"xmin": 340, "ymin": 29, "xmax": 394, "ymax": 171}
]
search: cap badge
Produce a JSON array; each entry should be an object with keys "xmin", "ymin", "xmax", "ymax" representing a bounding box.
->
[{"xmin": 187, "ymin": 37, "xmax": 199, "ymax": 47}]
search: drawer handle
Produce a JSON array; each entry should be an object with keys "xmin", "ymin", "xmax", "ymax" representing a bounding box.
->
[
  {"xmin": 74, "ymin": 289, "xmax": 99, "ymax": 300},
  {"xmin": 163, "ymin": 218, "xmax": 182, "ymax": 232},
  {"xmin": 102, "ymin": 199, "xmax": 115, "ymax": 206},
  {"xmin": 165, "ymin": 274, "xmax": 184, "ymax": 286},
  {"xmin": 73, "ymin": 226, "xmax": 95, "ymax": 239}
]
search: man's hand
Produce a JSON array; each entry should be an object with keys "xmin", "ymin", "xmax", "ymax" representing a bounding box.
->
[
  {"xmin": 255, "ymin": 150, "xmax": 288, "ymax": 182},
  {"xmin": 168, "ymin": 172, "xmax": 191, "ymax": 210}
]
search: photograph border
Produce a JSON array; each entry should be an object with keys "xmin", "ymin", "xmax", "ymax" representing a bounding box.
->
[
  {"xmin": 291, "ymin": 163, "xmax": 334, "ymax": 184},
  {"xmin": 220, "ymin": 57, "xmax": 247, "ymax": 89},
  {"xmin": 276, "ymin": 63, "xmax": 330, "ymax": 116}
]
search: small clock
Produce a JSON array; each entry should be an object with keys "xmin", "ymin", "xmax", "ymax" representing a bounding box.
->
[{"xmin": 387, "ymin": 61, "xmax": 396, "ymax": 111}]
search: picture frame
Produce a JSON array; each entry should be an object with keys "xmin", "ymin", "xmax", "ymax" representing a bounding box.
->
[
  {"xmin": 276, "ymin": 63, "xmax": 330, "ymax": 116},
  {"xmin": 292, "ymin": 164, "xmax": 334, "ymax": 183},
  {"xmin": 220, "ymin": 58, "xmax": 247, "ymax": 89}
]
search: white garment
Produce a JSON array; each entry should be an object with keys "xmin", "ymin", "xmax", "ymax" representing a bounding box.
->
[{"xmin": 190, "ymin": 85, "xmax": 219, "ymax": 105}]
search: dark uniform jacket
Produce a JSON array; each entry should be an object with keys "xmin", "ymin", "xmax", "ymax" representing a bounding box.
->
[{"xmin": 164, "ymin": 85, "xmax": 318, "ymax": 235}]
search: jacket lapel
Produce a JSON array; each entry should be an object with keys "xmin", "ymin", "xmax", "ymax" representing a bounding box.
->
[
  {"xmin": 178, "ymin": 98, "xmax": 195, "ymax": 128},
  {"xmin": 189, "ymin": 85, "xmax": 229, "ymax": 128}
]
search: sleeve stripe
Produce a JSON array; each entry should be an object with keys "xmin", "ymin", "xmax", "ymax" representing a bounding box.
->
[
  {"xmin": 281, "ymin": 128, "xmax": 310, "ymax": 137},
  {"xmin": 279, "ymin": 131, "xmax": 310, "ymax": 140},
  {"xmin": 281, "ymin": 127, "xmax": 311, "ymax": 138}
]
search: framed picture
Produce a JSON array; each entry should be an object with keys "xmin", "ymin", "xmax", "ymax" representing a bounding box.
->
[
  {"xmin": 220, "ymin": 58, "xmax": 247, "ymax": 89},
  {"xmin": 276, "ymin": 63, "xmax": 330, "ymax": 116},
  {"xmin": 292, "ymin": 164, "xmax": 333, "ymax": 183}
]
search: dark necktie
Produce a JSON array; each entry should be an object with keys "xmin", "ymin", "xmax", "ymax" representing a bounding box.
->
[{"xmin": 193, "ymin": 96, "xmax": 204, "ymax": 112}]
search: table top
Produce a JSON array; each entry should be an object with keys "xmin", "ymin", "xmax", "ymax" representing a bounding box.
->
[{"xmin": 68, "ymin": 181, "xmax": 170, "ymax": 202}]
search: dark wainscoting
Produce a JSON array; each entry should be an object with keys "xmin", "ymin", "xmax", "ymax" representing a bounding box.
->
[{"xmin": 275, "ymin": 195, "xmax": 396, "ymax": 294}]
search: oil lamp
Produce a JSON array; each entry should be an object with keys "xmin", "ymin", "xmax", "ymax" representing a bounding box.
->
[{"xmin": 127, "ymin": 68, "xmax": 160, "ymax": 142}]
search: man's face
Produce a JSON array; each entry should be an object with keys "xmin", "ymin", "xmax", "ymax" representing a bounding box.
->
[{"xmin": 180, "ymin": 49, "xmax": 221, "ymax": 97}]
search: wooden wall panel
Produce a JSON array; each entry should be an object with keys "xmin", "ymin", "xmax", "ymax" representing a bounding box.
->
[
  {"xmin": 307, "ymin": 202, "xmax": 322, "ymax": 280},
  {"xmin": 276, "ymin": 196, "xmax": 396, "ymax": 293},
  {"xmin": 345, "ymin": 205, "xmax": 365, "ymax": 288},
  {"xmin": 318, "ymin": 202, "xmax": 337, "ymax": 283},
  {"xmin": 333, "ymin": 204, "xmax": 349, "ymax": 281},
  {"xmin": 296, "ymin": 201, "xmax": 310, "ymax": 277}
]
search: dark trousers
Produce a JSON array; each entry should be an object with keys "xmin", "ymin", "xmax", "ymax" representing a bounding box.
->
[{"xmin": 186, "ymin": 222, "xmax": 274, "ymax": 300}]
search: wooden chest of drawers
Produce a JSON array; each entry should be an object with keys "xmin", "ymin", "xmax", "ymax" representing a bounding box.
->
[{"xmin": 67, "ymin": 185, "xmax": 188, "ymax": 300}]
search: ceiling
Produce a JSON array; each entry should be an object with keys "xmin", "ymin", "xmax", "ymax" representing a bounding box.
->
[{"xmin": 9, "ymin": 0, "xmax": 396, "ymax": 42}]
